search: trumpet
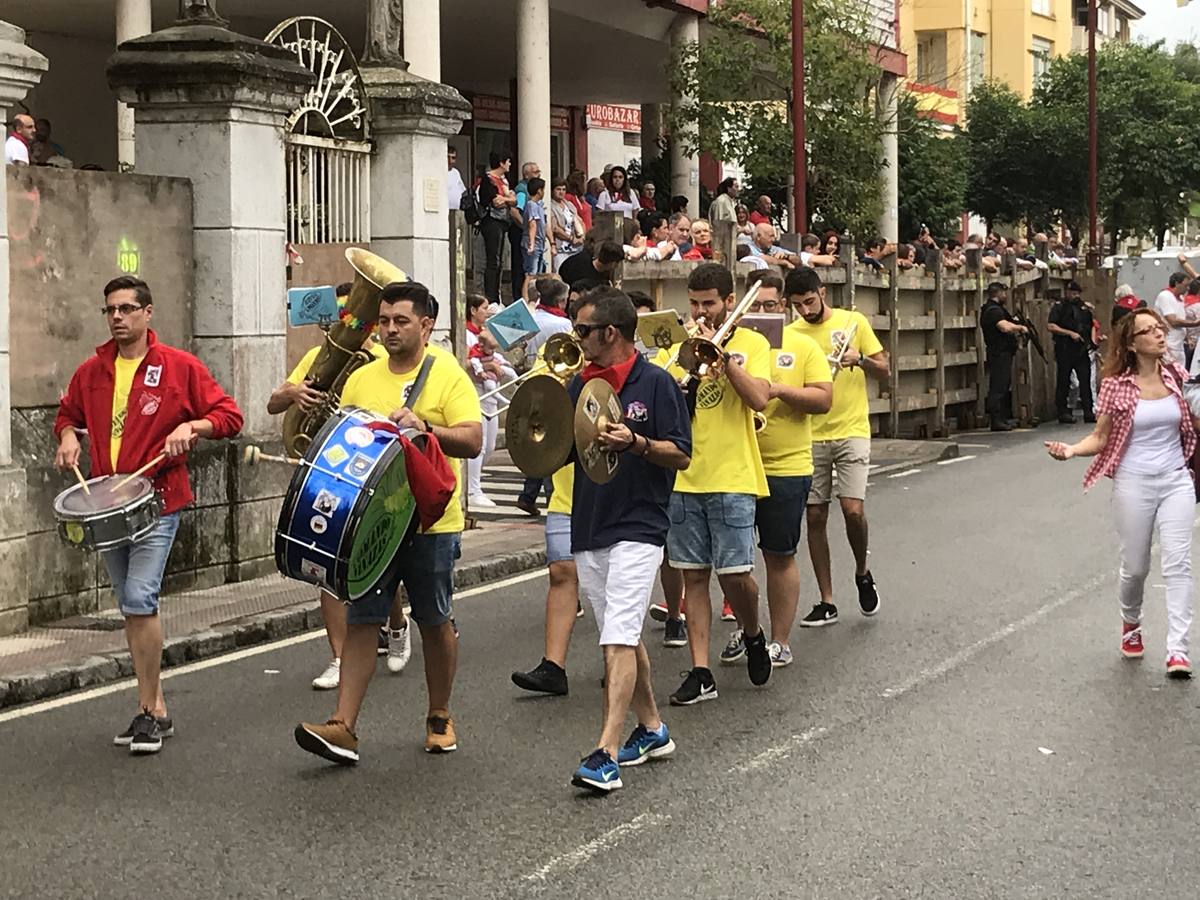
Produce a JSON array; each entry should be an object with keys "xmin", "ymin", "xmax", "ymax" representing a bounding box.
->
[
  {"xmin": 482, "ymin": 332, "xmax": 584, "ymax": 419},
  {"xmin": 676, "ymin": 282, "xmax": 763, "ymax": 382},
  {"xmin": 828, "ymin": 320, "xmax": 859, "ymax": 377}
]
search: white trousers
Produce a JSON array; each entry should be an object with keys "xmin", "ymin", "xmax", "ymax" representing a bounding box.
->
[
  {"xmin": 1112, "ymin": 467, "xmax": 1194, "ymax": 655},
  {"xmin": 467, "ymin": 386, "xmax": 500, "ymax": 498},
  {"xmin": 576, "ymin": 542, "xmax": 664, "ymax": 647}
]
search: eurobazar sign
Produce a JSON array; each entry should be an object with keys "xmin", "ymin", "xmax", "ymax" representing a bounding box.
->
[{"xmin": 586, "ymin": 104, "xmax": 641, "ymax": 132}]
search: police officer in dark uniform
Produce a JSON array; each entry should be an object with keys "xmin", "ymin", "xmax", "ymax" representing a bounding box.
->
[
  {"xmin": 1047, "ymin": 279, "xmax": 1096, "ymax": 425},
  {"xmin": 979, "ymin": 282, "xmax": 1028, "ymax": 432}
]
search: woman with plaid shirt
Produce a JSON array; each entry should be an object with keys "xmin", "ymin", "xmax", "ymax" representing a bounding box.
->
[{"xmin": 1047, "ymin": 308, "xmax": 1198, "ymax": 678}]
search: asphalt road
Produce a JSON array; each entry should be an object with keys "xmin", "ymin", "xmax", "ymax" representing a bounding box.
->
[{"xmin": 4, "ymin": 424, "xmax": 1200, "ymax": 899}]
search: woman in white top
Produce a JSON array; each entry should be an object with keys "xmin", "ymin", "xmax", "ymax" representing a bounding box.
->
[
  {"xmin": 1047, "ymin": 308, "xmax": 1198, "ymax": 677},
  {"xmin": 596, "ymin": 165, "xmax": 640, "ymax": 219}
]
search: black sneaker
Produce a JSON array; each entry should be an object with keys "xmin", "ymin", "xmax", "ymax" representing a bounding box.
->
[
  {"xmin": 114, "ymin": 713, "xmax": 174, "ymax": 746},
  {"xmin": 745, "ymin": 629, "xmax": 772, "ymax": 686},
  {"xmin": 1058, "ymin": 414, "xmax": 1076, "ymax": 424},
  {"xmin": 128, "ymin": 711, "xmax": 164, "ymax": 755},
  {"xmin": 718, "ymin": 629, "xmax": 746, "ymax": 665},
  {"xmin": 576, "ymin": 598, "xmax": 584, "ymax": 619},
  {"xmin": 377, "ymin": 627, "xmax": 389, "ymax": 656},
  {"xmin": 663, "ymin": 617, "xmax": 688, "ymax": 647},
  {"xmin": 515, "ymin": 497, "xmax": 541, "ymax": 517},
  {"xmin": 511, "ymin": 658, "xmax": 568, "ymax": 695},
  {"xmin": 669, "ymin": 667, "xmax": 718, "ymax": 706},
  {"xmin": 800, "ymin": 602, "xmax": 839, "ymax": 627},
  {"xmin": 856, "ymin": 571, "xmax": 880, "ymax": 616}
]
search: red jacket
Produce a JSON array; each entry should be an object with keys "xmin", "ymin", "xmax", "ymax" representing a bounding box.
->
[{"xmin": 54, "ymin": 330, "xmax": 244, "ymax": 514}]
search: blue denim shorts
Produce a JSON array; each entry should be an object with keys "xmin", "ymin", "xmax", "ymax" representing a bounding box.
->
[
  {"xmin": 523, "ymin": 248, "xmax": 547, "ymax": 276},
  {"xmin": 101, "ymin": 513, "xmax": 180, "ymax": 616},
  {"xmin": 346, "ymin": 532, "xmax": 460, "ymax": 627},
  {"xmin": 666, "ymin": 492, "xmax": 757, "ymax": 574},
  {"xmin": 545, "ymin": 512, "xmax": 572, "ymax": 564},
  {"xmin": 756, "ymin": 475, "xmax": 813, "ymax": 555}
]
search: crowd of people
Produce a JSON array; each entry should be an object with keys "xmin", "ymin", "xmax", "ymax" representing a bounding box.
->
[{"xmin": 5, "ymin": 113, "xmax": 71, "ymax": 167}]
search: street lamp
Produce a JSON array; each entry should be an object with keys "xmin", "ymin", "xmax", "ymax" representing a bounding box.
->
[
  {"xmin": 791, "ymin": 0, "xmax": 807, "ymax": 233},
  {"xmin": 1086, "ymin": 0, "xmax": 1100, "ymax": 268}
]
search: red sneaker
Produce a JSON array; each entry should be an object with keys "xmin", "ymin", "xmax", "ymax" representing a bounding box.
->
[
  {"xmin": 1167, "ymin": 653, "xmax": 1192, "ymax": 678},
  {"xmin": 1121, "ymin": 622, "xmax": 1144, "ymax": 659},
  {"xmin": 721, "ymin": 599, "xmax": 736, "ymax": 622}
]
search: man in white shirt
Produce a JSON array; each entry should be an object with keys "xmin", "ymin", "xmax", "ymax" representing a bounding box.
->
[
  {"xmin": 446, "ymin": 147, "xmax": 467, "ymax": 210},
  {"xmin": 1154, "ymin": 272, "xmax": 1194, "ymax": 365},
  {"xmin": 526, "ymin": 276, "xmax": 573, "ymax": 363},
  {"xmin": 746, "ymin": 223, "xmax": 799, "ymax": 270},
  {"xmin": 5, "ymin": 114, "xmax": 34, "ymax": 165}
]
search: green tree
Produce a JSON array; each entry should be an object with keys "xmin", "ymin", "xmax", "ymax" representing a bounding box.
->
[
  {"xmin": 667, "ymin": 0, "xmax": 886, "ymax": 238},
  {"xmin": 963, "ymin": 81, "xmax": 1036, "ymax": 231},
  {"xmin": 897, "ymin": 93, "xmax": 966, "ymax": 240}
]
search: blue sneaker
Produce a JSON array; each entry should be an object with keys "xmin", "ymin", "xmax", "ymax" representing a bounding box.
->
[
  {"xmin": 571, "ymin": 748, "xmax": 622, "ymax": 793},
  {"xmin": 617, "ymin": 722, "xmax": 676, "ymax": 767}
]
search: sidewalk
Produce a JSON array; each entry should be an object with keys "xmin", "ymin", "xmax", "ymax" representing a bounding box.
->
[
  {"xmin": 0, "ymin": 519, "xmax": 545, "ymax": 710},
  {"xmin": 0, "ymin": 437, "xmax": 953, "ymax": 710}
]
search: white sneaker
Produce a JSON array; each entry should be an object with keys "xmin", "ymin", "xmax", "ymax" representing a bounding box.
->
[
  {"xmin": 311, "ymin": 658, "xmax": 341, "ymax": 690},
  {"xmin": 469, "ymin": 493, "xmax": 497, "ymax": 508},
  {"xmin": 768, "ymin": 641, "xmax": 793, "ymax": 667},
  {"xmin": 386, "ymin": 623, "xmax": 412, "ymax": 674}
]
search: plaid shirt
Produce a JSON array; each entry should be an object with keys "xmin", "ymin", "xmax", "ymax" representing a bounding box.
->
[{"xmin": 1083, "ymin": 361, "xmax": 1196, "ymax": 490}]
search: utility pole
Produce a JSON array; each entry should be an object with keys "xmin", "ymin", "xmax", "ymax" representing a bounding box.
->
[
  {"xmin": 792, "ymin": 0, "xmax": 807, "ymax": 233},
  {"xmin": 1086, "ymin": 0, "xmax": 1100, "ymax": 268}
]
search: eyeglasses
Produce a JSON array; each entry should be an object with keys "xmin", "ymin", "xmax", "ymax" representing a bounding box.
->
[
  {"xmin": 574, "ymin": 322, "xmax": 609, "ymax": 339},
  {"xmin": 100, "ymin": 303, "xmax": 146, "ymax": 317},
  {"xmin": 749, "ymin": 301, "xmax": 782, "ymax": 313},
  {"xmin": 1132, "ymin": 324, "xmax": 1167, "ymax": 337}
]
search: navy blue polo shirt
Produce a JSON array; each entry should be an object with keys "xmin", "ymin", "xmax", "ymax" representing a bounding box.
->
[{"xmin": 568, "ymin": 354, "xmax": 692, "ymax": 552}]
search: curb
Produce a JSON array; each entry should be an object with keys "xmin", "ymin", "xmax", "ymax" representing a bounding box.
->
[{"xmin": 0, "ymin": 547, "xmax": 548, "ymax": 712}]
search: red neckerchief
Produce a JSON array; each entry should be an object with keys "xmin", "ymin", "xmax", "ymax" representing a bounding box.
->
[
  {"xmin": 10, "ymin": 131, "xmax": 29, "ymax": 149},
  {"xmin": 466, "ymin": 321, "xmax": 482, "ymax": 335},
  {"xmin": 1185, "ymin": 292, "xmax": 1200, "ymax": 307},
  {"xmin": 581, "ymin": 351, "xmax": 637, "ymax": 393},
  {"xmin": 536, "ymin": 304, "xmax": 568, "ymax": 318}
]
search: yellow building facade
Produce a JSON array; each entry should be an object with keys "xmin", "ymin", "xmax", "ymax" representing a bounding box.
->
[{"xmin": 899, "ymin": 0, "xmax": 1142, "ymax": 123}]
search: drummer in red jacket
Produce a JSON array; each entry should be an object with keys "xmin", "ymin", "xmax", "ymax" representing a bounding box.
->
[{"xmin": 53, "ymin": 276, "xmax": 243, "ymax": 756}]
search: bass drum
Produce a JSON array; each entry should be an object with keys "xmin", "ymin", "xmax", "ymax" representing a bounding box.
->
[{"xmin": 275, "ymin": 407, "xmax": 421, "ymax": 603}]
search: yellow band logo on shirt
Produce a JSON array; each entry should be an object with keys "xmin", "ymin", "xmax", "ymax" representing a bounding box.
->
[{"xmin": 696, "ymin": 379, "xmax": 725, "ymax": 410}]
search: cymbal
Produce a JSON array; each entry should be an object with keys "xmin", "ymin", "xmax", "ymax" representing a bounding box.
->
[
  {"xmin": 505, "ymin": 375, "xmax": 575, "ymax": 478},
  {"xmin": 574, "ymin": 378, "xmax": 624, "ymax": 484}
]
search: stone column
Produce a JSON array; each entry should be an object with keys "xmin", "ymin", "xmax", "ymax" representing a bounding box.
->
[
  {"xmin": 115, "ymin": 0, "xmax": 152, "ymax": 170},
  {"xmin": 877, "ymin": 73, "xmax": 899, "ymax": 241},
  {"xmin": 669, "ymin": 13, "xmax": 700, "ymax": 214},
  {"xmin": 641, "ymin": 103, "xmax": 662, "ymax": 166},
  {"xmin": 403, "ymin": 0, "xmax": 440, "ymax": 82},
  {"xmin": 0, "ymin": 21, "xmax": 47, "ymax": 635},
  {"xmin": 516, "ymin": 0, "xmax": 551, "ymax": 178},
  {"xmin": 108, "ymin": 13, "xmax": 312, "ymax": 439},
  {"xmin": 361, "ymin": 66, "xmax": 470, "ymax": 340}
]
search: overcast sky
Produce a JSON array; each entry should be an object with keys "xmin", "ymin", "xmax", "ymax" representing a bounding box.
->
[{"xmin": 1130, "ymin": 0, "xmax": 1199, "ymax": 47}]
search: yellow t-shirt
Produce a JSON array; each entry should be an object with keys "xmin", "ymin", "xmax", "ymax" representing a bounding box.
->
[
  {"xmin": 286, "ymin": 340, "xmax": 386, "ymax": 385},
  {"xmin": 757, "ymin": 331, "xmax": 831, "ymax": 477},
  {"xmin": 339, "ymin": 347, "xmax": 481, "ymax": 534},
  {"xmin": 547, "ymin": 463, "xmax": 574, "ymax": 516},
  {"xmin": 788, "ymin": 309, "xmax": 883, "ymax": 441},
  {"xmin": 111, "ymin": 354, "xmax": 144, "ymax": 466},
  {"xmin": 657, "ymin": 327, "xmax": 771, "ymax": 497}
]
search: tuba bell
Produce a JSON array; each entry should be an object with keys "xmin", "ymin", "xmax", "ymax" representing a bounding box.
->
[{"xmin": 281, "ymin": 248, "xmax": 409, "ymax": 458}]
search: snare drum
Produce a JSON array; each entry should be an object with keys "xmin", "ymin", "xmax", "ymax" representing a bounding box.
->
[
  {"xmin": 53, "ymin": 475, "xmax": 162, "ymax": 552},
  {"xmin": 275, "ymin": 407, "xmax": 421, "ymax": 603}
]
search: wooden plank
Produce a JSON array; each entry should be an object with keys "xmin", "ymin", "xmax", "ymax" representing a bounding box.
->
[
  {"xmin": 898, "ymin": 354, "xmax": 937, "ymax": 371},
  {"xmin": 945, "ymin": 387, "xmax": 977, "ymax": 404},
  {"xmin": 930, "ymin": 248, "xmax": 947, "ymax": 437},
  {"xmin": 942, "ymin": 350, "xmax": 978, "ymax": 366},
  {"xmin": 887, "ymin": 258, "xmax": 900, "ymax": 437}
]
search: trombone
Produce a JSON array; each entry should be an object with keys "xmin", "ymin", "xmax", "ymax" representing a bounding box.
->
[
  {"xmin": 676, "ymin": 282, "xmax": 763, "ymax": 382},
  {"xmin": 482, "ymin": 332, "xmax": 584, "ymax": 419},
  {"xmin": 828, "ymin": 320, "xmax": 859, "ymax": 378}
]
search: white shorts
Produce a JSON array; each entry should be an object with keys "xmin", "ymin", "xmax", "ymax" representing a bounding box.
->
[{"xmin": 575, "ymin": 542, "xmax": 664, "ymax": 647}]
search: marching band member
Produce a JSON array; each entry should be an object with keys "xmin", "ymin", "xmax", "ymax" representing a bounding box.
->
[
  {"xmin": 744, "ymin": 270, "xmax": 832, "ymax": 666},
  {"xmin": 295, "ymin": 282, "xmax": 482, "ymax": 764},
  {"xmin": 567, "ymin": 288, "xmax": 692, "ymax": 793},
  {"xmin": 266, "ymin": 285, "xmax": 413, "ymax": 689},
  {"xmin": 785, "ymin": 267, "xmax": 889, "ymax": 627},
  {"xmin": 54, "ymin": 276, "xmax": 243, "ymax": 755},
  {"xmin": 659, "ymin": 262, "xmax": 774, "ymax": 705}
]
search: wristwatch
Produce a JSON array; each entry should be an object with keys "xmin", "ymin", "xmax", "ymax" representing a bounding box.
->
[{"xmin": 424, "ymin": 420, "xmax": 433, "ymax": 434}]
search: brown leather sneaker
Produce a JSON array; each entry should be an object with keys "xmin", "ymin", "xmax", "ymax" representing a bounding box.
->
[
  {"xmin": 295, "ymin": 719, "xmax": 359, "ymax": 765},
  {"xmin": 424, "ymin": 711, "xmax": 458, "ymax": 754}
]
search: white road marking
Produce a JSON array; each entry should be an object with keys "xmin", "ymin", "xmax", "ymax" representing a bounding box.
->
[
  {"xmin": 957, "ymin": 442, "xmax": 992, "ymax": 448},
  {"xmin": 728, "ymin": 726, "xmax": 827, "ymax": 774},
  {"xmin": 888, "ymin": 469, "xmax": 922, "ymax": 479},
  {"xmin": 936, "ymin": 455, "xmax": 977, "ymax": 466},
  {"xmin": 0, "ymin": 568, "xmax": 549, "ymax": 724},
  {"xmin": 522, "ymin": 813, "xmax": 669, "ymax": 882}
]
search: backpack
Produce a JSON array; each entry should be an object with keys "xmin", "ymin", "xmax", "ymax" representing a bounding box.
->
[{"xmin": 461, "ymin": 186, "xmax": 487, "ymax": 227}]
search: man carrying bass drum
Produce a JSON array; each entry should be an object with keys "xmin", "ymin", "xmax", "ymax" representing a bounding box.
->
[{"xmin": 53, "ymin": 276, "xmax": 243, "ymax": 756}]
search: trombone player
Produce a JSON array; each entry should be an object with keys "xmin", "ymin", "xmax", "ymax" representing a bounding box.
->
[{"xmin": 657, "ymin": 262, "xmax": 775, "ymax": 706}]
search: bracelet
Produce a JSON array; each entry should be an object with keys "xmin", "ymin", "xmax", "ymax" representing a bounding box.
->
[
  {"xmin": 638, "ymin": 435, "xmax": 650, "ymax": 457},
  {"xmin": 424, "ymin": 420, "xmax": 433, "ymax": 434}
]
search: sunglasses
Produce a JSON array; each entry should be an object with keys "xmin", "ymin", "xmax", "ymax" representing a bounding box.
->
[
  {"xmin": 1132, "ymin": 324, "xmax": 1166, "ymax": 338},
  {"xmin": 574, "ymin": 322, "xmax": 610, "ymax": 339},
  {"xmin": 100, "ymin": 303, "xmax": 146, "ymax": 317}
]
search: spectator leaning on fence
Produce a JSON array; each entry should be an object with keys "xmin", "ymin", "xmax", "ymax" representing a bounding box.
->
[{"xmin": 5, "ymin": 113, "xmax": 34, "ymax": 165}]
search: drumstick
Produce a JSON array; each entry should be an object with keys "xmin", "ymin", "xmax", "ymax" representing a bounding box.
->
[
  {"xmin": 242, "ymin": 445, "xmax": 298, "ymax": 467},
  {"xmin": 111, "ymin": 452, "xmax": 167, "ymax": 492},
  {"xmin": 71, "ymin": 465, "xmax": 91, "ymax": 496}
]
